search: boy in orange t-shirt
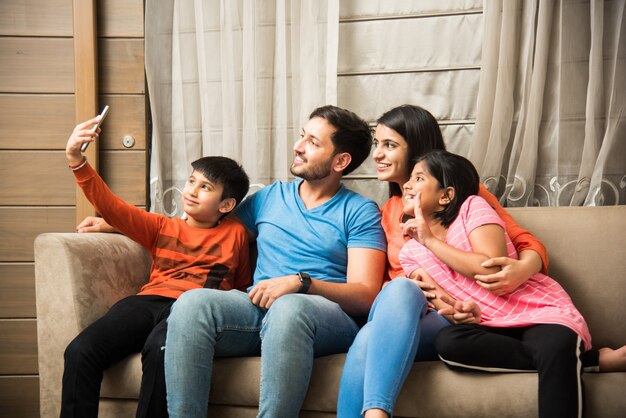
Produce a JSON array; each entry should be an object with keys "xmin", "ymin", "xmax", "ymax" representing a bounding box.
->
[{"xmin": 61, "ymin": 117, "xmax": 252, "ymax": 418}]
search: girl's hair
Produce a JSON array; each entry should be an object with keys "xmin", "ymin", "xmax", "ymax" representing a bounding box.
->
[
  {"xmin": 377, "ymin": 105, "xmax": 446, "ymax": 197},
  {"xmin": 414, "ymin": 150, "xmax": 480, "ymax": 228}
]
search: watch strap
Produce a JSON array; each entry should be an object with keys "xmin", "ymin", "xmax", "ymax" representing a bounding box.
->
[{"xmin": 297, "ymin": 272, "xmax": 312, "ymax": 294}]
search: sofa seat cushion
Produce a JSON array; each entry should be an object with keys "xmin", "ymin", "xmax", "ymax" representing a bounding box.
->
[
  {"xmin": 91, "ymin": 351, "xmax": 626, "ymax": 417},
  {"xmin": 100, "ymin": 354, "xmax": 338, "ymax": 410},
  {"xmin": 99, "ymin": 353, "xmax": 539, "ymax": 416},
  {"xmin": 101, "ymin": 354, "xmax": 142, "ymax": 398}
]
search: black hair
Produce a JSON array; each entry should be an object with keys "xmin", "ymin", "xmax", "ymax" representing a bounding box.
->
[
  {"xmin": 414, "ymin": 150, "xmax": 479, "ymax": 228},
  {"xmin": 377, "ymin": 105, "xmax": 446, "ymax": 197},
  {"xmin": 309, "ymin": 105, "xmax": 372, "ymax": 175},
  {"xmin": 190, "ymin": 156, "xmax": 250, "ymax": 209}
]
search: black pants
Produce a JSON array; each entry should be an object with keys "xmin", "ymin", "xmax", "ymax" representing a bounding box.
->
[
  {"xmin": 60, "ymin": 295, "xmax": 174, "ymax": 418},
  {"xmin": 435, "ymin": 323, "xmax": 590, "ymax": 418}
]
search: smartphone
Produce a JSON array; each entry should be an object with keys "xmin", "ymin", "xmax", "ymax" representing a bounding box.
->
[{"xmin": 81, "ymin": 105, "xmax": 110, "ymax": 152}]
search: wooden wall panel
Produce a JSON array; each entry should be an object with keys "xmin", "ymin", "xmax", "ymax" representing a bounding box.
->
[
  {"xmin": 99, "ymin": 95, "xmax": 147, "ymax": 150},
  {"xmin": 0, "ymin": 38, "xmax": 74, "ymax": 93},
  {"xmin": 73, "ymin": 0, "xmax": 100, "ymax": 222},
  {"xmin": 100, "ymin": 151, "xmax": 147, "ymax": 205},
  {"xmin": 99, "ymin": 39, "xmax": 145, "ymax": 94},
  {"xmin": 0, "ymin": 94, "xmax": 145, "ymax": 150},
  {"xmin": 0, "ymin": 151, "xmax": 146, "ymax": 210},
  {"xmin": 99, "ymin": 0, "xmax": 144, "ymax": 38},
  {"xmin": 0, "ymin": 320, "xmax": 38, "ymax": 374},
  {"xmin": 0, "ymin": 376, "xmax": 39, "ymax": 417},
  {"xmin": 0, "ymin": 95, "xmax": 75, "ymax": 150},
  {"xmin": 0, "ymin": 264, "xmax": 35, "ymax": 318},
  {"xmin": 0, "ymin": 0, "xmax": 72, "ymax": 37},
  {"xmin": 0, "ymin": 152, "xmax": 75, "ymax": 206},
  {"xmin": 0, "ymin": 0, "xmax": 146, "ymax": 416},
  {"xmin": 0, "ymin": 208, "xmax": 75, "ymax": 262}
]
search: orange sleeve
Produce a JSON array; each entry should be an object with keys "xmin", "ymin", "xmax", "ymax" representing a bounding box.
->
[{"xmin": 477, "ymin": 184, "xmax": 549, "ymax": 274}]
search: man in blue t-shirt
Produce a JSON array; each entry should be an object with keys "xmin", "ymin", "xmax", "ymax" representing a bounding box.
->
[{"xmin": 164, "ymin": 105, "xmax": 387, "ymax": 417}]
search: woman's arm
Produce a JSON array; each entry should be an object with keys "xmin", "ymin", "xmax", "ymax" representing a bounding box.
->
[{"xmin": 474, "ymin": 250, "xmax": 542, "ymax": 295}]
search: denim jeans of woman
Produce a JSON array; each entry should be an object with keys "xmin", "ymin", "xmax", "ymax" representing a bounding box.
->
[
  {"xmin": 337, "ymin": 278, "xmax": 450, "ymax": 417},
  {"xmin": 164, "ymin": 288, "xmax": 361, "ymax": 418}
]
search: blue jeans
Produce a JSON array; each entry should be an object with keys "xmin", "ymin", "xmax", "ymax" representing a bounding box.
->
[
  {"xmin": 164, "ymin": 288, "xmax": 361, "ymax": 418},
  {"xmin": 337, "ymin": 278, "xmax": 450, "ymax": 417}
]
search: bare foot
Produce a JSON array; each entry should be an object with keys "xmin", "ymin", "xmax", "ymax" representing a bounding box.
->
[{"xmin": 598, "ymin": 346, "xmax": 626, "ymax": 372}]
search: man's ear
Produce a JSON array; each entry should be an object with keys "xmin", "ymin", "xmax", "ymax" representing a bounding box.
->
[
  {"xmin": 333, "ymin": 152, "xmax": 352, "ymax": 173},
  {"xmin": 439, "ymin": 187, "xmax": 455, "ymax": 206},
  {"xmin": 219, "ymin": 197, "xmax": 237, "ymax": 214}
]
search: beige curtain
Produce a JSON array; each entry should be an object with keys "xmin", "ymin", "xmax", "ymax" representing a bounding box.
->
[
  {"xmin": 145, "ymin": 0, "xmax": 339, "ymax": 216},
  {"xmin": 470, "ymin": 0, "xmax": 625, "ymax": 206}
]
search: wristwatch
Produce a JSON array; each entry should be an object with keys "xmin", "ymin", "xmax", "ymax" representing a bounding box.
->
[{"xmin": 297, "ymin": 272, "xmax": 312, "ymax": 294}]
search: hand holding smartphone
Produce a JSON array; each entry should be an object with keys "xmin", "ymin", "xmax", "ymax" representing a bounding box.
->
[{"xmin": 81, "ymin": 105, "xmax": 110, "ymax": 152}]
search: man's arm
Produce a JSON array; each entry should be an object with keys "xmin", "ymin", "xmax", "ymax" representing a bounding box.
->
[
  {"xmin": 308, "ymin": 247, "xmax": 385, "ymax": 316},
  {"xmin": 249, "ymin": 247, "xmax": 386, "ymax": 317}
]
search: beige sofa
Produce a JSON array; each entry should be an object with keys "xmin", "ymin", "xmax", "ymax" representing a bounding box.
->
[{"xmin": 35, "ymin": 206, "xmax": 626, "ymax": 417}]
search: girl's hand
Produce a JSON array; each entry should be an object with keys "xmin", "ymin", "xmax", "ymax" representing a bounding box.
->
[
  {"xmin": 66, "ymin": 117, "xmax": 101, "ymax": 165},
  {"xmin": 438, "ymin": 294, "xmax": 481, "ymax": 324},
  {"xmin": 401, "ymin": 191, "xmax": 435, "ymax": 245}
]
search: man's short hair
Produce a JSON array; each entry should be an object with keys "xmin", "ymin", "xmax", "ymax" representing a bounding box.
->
[
  {"xmin": 309, "ymin": 105, "xmax": 372, "ymax": 175},
  {"xmin": 191, "ymin": 156, "xmax": 250, "ymax": 206}
]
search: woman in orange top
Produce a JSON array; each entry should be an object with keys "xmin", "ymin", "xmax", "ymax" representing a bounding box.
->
[
  {"xmin": 337, "ymin": 105, "xmax": 548, "ymax": 418},
  {"xmin": 375, "ymin": 105, "xmax": 547, "ymax": 285}
]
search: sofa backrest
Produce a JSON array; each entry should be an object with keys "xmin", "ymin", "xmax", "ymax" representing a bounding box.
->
[{"xmin": 508, "ymin": 205, "xmax": 625, "ymax": 348}]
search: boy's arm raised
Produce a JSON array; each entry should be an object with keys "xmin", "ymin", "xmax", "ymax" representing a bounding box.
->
[{"xmin": 66, "ymin": 119, "xmax": 160, "ymax": 247}]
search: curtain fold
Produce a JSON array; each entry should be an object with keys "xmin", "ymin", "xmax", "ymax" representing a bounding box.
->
[
  {"xmin": 470, "ymin": 0, "xmax": 626, "ymax": 206},
  {"xmin": 146, "ymin": 0, "xmax": 624, "ymax": 212},
  {"xmin": 145, "ymin": 0, "xmax": 339, "ymax": 216}
]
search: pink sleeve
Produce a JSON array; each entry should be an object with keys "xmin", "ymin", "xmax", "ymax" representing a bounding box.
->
[
  {"xmin": 462, "ymin": 196, "xmax": 505, "ymax": 236},
  {"xmin": 399, "ymin": 241, "xmax": 422, "ymax": 278}
]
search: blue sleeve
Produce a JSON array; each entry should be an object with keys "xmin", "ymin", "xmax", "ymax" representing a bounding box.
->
[
  {"xmin": 234, "ymin": 186, "xmax": 268, "ymax": 235},
  {"xmin": 347, "ymin": 200, "xmax": 386, "ymax": 252}
]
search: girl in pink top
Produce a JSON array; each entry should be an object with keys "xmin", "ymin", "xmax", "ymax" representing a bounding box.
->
[{"xmin": 399, "ymin": 150, "xmax": 624, "ymax": 418}]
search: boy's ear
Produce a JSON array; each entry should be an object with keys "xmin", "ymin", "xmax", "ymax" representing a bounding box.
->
[
  {"xmin": 219, "ymin": 197, "xmax": 237, "ymax": 214},
  {"xmin": 333, "ymin": 152, "xmax": 352, "ymax": 173},
  {"xmin": 439, "ymin": 187, "xmax": 455, "ymax": 206}
]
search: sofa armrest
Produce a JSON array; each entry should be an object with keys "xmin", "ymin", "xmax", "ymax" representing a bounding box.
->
[{"xmin": 34, "ymin": 232, "xmax": 151, "ymax": 418}]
